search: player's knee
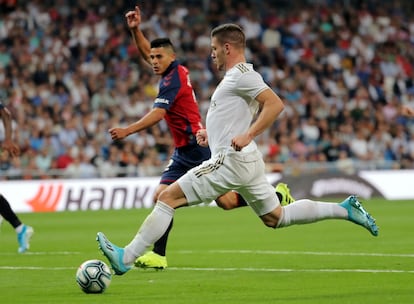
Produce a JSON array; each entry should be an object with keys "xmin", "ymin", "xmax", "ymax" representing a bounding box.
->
[
  {"xmin": 158, "ymin": 189, "xmax": 171, "ymax": 202},
  {"xmin": 157, "ymin": 183, "xmax": 187, "ymax": 209},
  {"xmin": 216, "ymin": 192, "xmax": 243, "ymax": 210},
  {"xmin": 216, "ymin": 201, "xmax": 234, "ymax": 210},
  {"xmin": 260, "ymin": 208, "xmax": 281, "ymax": 228},
  {"xmin": 262, "ymin": 219, "xmax": 278, "ymax": 228}
]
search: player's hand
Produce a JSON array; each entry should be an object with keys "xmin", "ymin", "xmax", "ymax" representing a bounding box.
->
[
  {"xmin": 125, "ymin": 5, "xmax": 142, "ymax": 29},
  {"xmin": 196, "ymin": 129, "xmax": 208, "ymax": 147},
  {"xmin": 109, "ymin": 127, "xmax": 129, "ymax": 140},
  {"xmin": 231, "ymin": 133, "xmax": 252, "ymax": 151},
  {"xmin": 2, "ymin": 139, "xmax": 20, "ymax": 157}
]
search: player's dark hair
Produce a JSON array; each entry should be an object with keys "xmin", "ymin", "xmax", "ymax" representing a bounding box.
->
[
  {"xmin": 211, "ymin": 23, "xmax": 245, "ymax": 49},
  {"xmin": 150, "ymin": 38, "xmax": 175, "ymax": 52}
]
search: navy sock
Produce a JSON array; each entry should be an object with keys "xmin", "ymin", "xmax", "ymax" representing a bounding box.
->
[
  {"xmin": 236, "ymin": 193, "xmax": 248, "ymax": 207},
  {"xmin": 152, "ymin": 218, "xmax": 173, "ymax": 256}
]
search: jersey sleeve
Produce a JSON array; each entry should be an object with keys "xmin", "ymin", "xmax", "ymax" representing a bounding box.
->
[
  {"xmin": 235, "ymin": 71, "xmax": 269, "ymax": 100},
  {"xmin": 153, "ymin": 76, "xmax": 181, "ymax": 111}
]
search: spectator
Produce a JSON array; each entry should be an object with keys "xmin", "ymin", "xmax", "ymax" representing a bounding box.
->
[{"xmin": 0, "ymin": 0, "xmax": 413, "ymax": 178}]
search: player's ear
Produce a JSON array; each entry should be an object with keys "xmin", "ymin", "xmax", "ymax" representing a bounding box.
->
[{"xmin": 224, "ymin": 43, "xmax": 230, "ymax": 55}]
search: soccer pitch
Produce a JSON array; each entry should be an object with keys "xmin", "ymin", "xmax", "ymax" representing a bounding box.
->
[{"xmin": 1, "ymin": 199, "xmax": 413, "ymax": 304}]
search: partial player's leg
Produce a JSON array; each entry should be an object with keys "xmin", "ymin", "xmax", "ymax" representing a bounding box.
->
[
  {"xmin": 0, "ymin": 194, "xmax": 34, "ymax": 253},
  {"xmin": 259, "ymin": 195, "xmax": 379, "ymax": 236},
  {"xmin": 134, "ymin": 220, "xmax": 171, "ymax": 269},
  {"xmin": 135, "ymin": 149, "xmax": 202, "ymax": 270},
  {"xmin": 98, "ymin": 199, "xmax": 177, "ymax": 275},
  {"xmin": 135, "ymin": 183, "xmax": 171, "ymax": 270},
  {"xmin": 216, "ymin": 182, "xmax": 295, "ymax": 210},
  {"xmin": 235, "ymin": 158, "xmax": 378, "ymax": 236}
]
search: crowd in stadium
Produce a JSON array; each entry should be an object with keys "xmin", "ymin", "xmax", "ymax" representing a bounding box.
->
[{"xmin": 0, "ymin": 0, "xmax": 414, "ymax": 180}]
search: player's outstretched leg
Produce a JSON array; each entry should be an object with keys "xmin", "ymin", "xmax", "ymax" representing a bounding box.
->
[
  {"xmin": 17, "ymin": 224, "xmax": 34, "ymax": 253},
  {"xmin": 96, "ymin": 232, "xmax": 132, "ymax": 275},
  {"xmin": 340, "ymin": 195, "xmax": 379, "ymax": 236}
]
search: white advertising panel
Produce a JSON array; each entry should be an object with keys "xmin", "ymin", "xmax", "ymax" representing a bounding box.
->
[{"xmin": 4, "ymin": 170, "xmax": 412, "ymax": 214}]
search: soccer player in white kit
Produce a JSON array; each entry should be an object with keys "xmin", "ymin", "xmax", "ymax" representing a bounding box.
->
[{"xmin": 97, "ymin": 23, "xmax": 379, "ymax": 275}]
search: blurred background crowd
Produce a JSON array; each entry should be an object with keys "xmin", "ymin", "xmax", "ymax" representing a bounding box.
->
[{"xmin": 0, "ymin": 0, "xmax": 414, "ymax": 180}]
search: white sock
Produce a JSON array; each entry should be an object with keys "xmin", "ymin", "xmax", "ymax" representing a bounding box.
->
[
  {"xmin": 277, "ymin": 199, "xmax": 348, "ymax": 228},
  {"xmin": 15, "ymin": 224, "xmax": 24, "ymax": 234},
  {"xmin": 123, "ymin": 201, "xmax": 174, "ymax": 265}
]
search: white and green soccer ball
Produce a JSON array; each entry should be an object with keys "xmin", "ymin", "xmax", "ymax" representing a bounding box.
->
[{"xmin": 76, "ymin": 259, "xmax": 112, "ymax": 294}]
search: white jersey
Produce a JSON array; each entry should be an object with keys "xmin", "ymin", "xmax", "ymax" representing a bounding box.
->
[
  {"xmin": 178, "ymin": 62, "xmax": 280, "ymax": 214},
  {"xmin": 206, "ymin": 62, "xmax": 269, "ymax": 155}
]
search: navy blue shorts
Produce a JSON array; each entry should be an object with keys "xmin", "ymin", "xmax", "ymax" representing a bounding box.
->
[{"xmin": 160, "ymin": 144, "xmax": 211, "ymax": 185}]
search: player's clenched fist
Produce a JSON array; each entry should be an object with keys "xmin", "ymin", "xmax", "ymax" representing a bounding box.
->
[
  {"xmin": 125, "ymin": 5, "xmax": 142, "ymax": 29},
  {"xmin": 196, "ymin": 129, "xmax": 208, "ymax": 147},
  {"xmin": 109, "ymin": 127, "xmax": 129, "ymax": 140}
]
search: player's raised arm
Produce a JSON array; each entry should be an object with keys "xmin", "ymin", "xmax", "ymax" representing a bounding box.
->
[
  {"xmin": 125, "ymin": 5, "xmax": 152, "ymax": 66},
  {"xmin": 0, "ymin": 102, "xmax": 19, "ymax": 157}
]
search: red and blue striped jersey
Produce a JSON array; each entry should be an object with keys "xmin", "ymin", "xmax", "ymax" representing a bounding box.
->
[{"xmin": 153, "ymin": 61, "xmax": 204, "ymax": 148}]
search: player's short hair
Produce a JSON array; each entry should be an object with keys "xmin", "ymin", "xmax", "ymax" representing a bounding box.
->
[
  {"xmin": 211, "ymin": 23, "xmax": 245, "ymax": 49},
  {"xmin": 150, "ymin": 38, "xmax": 175, "ymax": 52}
]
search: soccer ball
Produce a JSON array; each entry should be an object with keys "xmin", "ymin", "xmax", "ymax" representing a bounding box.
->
[{"xmin": 76, "ymin": 259, "xmax": 112, "ymax": 294}]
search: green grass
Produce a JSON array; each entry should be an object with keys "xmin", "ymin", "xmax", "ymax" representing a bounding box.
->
[{"xmin": 1, "ymin": 198, "xmax": 413, "ymax": 304}]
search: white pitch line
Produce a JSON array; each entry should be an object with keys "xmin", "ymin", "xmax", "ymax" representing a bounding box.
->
[
  {"xmin": 169, "ymin": 267, "xmax": 414, "ymax": 274},
  {"xmin": 177, "ymin": 250, "xmax": 414, "ymax": 258},
  {"xmin": 0, "ymin": 266, "xmax": 75, "ymax": 270},
  {"xmin": 0, "ymin": 251, "xmax": 80, "ymax": 256},
  {"xmin": 0, "ymin": 266, "xmax": 413, "ymax": 274},
  {"xmin": 1, "ymin": 250, "xmax": 413, "ymax": 258}
]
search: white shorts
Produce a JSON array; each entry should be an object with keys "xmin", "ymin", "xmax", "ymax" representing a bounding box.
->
[{"xmin": 177, "ymin": 149, "xmax": 280, "ymax": 216}]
